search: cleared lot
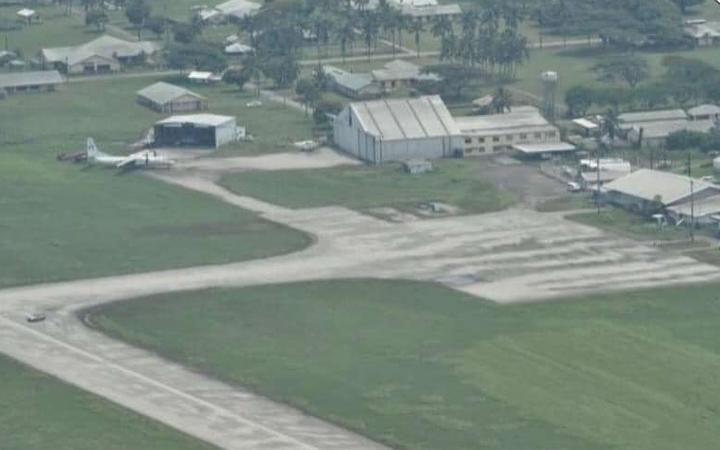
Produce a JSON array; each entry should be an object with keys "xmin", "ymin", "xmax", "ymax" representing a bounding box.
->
[{"xmin": 89, "ymin": 279, "xmax": 720, "ymax": 450}]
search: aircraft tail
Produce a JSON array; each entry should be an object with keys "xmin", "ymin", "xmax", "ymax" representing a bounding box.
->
[{"xmin": 86, "ymin": 137, "xmax": 105, "ymax": 159}]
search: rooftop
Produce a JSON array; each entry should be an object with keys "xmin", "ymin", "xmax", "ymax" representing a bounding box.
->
[
  {"xmin": 42, "ymin": 35, "xmax": 160, "ymax": 65},
  {"xmin": 156, "ymin": 114, "xmax": 235, "ymax": 127},
  {"xmin": 618, "ymin": 109, "xmax": 688, "ymax": 124},
  {"xmin": 0, "ymin": 70, "xmax": 64, "ymax": 89},
  {"xmin": 455, "ymin": 106, "xmax": 556, "ymax": 135},
  {"xmin": 216, "ymin": 0, "xmax": 261, "ymax": 18},
  {"xmin": 137, "ymin": 82, "xmax": 205, "ymax": 105},
  {"xmin": 688, "ymin": 104, "xmax": 720, "ymax": 116},
  {"xmin": 513, "ymin": 142, "xmax": 576, "ymax": 154},
  {"xmin": 324, "ymin": 65, "xmax": 377, "ymax": 92},
  {"xmin": 350, "ymin": 95, "xmax": 461, "ymax": 141},
  {"xmin": 630, "ymin": 119, "xmax": 714, "ymax": 139},
  {"xmin": 605, "ymin": 169, "xmax": 719, "ymax": 205}
]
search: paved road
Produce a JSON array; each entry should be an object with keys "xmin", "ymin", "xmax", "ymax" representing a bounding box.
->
[{"xmin": 2, "ymin": 159, "xmax": 719, "ymax": 449}]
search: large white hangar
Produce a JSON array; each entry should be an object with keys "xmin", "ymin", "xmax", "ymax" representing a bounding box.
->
[
  {"xmin": 334, "ymin": 95, "xmax": 464, "ymax": 164},
  {"xmin": 153, "ymin": 114, "xmax": 236, "ymax": 149}
]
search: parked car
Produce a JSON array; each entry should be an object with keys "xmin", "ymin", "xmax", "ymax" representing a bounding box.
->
[
  {"xmin": 567, "ymin": 181, "xmax": 582, "ymax": 192},
  {"xmin": 25, "ymin": 312, "xmax": 46, "ymax": 323}
]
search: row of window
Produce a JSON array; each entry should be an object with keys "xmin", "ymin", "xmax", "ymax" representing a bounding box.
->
[{"xmin": 463, "ymin": 131, "xmax": 557, "ymax": 145}]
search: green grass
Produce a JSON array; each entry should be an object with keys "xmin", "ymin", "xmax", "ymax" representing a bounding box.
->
[
  {"xmin": 569, "ymin": 207, "xmax": 692, "ymax": 241},
  {"xmin": 89, "ymin": 279, "xmax": 720, "ymax": 450},
  {"xmin": 218, "ymin": 160, "xmax": 516, "ymax": 213},
  {"xmin": 0, "ymin": 5, "xmax": 124, "ymax": 58},
  {"xmin": 0, "ymin": 77, "xmax": 311, "ymax": 287},
  {"xmin": 0, "ymin": 354, "xmax": 215, "ymax": 450}
]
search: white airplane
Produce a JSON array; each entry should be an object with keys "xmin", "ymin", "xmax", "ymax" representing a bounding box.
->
[{"xmin": 86, "ymin": 138, "xmax": 174, "ymax": 170}]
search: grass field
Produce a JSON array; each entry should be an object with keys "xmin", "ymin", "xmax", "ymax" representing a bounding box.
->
[
  {"xmin": 0, "ymin": 5, "xmax": 109, "ymax": 57},
  {"xmin": 0, "ymin": 77, "xmax": 311, "ymax": 287},
  {"xmin": 89, "ymin": 279, "xmax": 720, "ymax": 450},
  {"xmin": 0, "ymin": 354, "xmax": 214, "ymax": 450},
  {"xmin": 219, "ymin": 160, "xmax": 516, "ymax": 213}
]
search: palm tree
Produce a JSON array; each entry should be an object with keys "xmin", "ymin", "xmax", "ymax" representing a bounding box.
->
[
  {"xmin": 335, "ymin": 18, "xmax": 355, "ymax": 63},
  {"xmin": 241, "ymin": 53, "xmax": 264, "ymax": 97},
  {"xmin": 491, "ymin": 86, "xmax": 512, "ymax": 113},
  {"xmin": 408, "ymin": 19, "xmax": 424, "ymax": 58}
]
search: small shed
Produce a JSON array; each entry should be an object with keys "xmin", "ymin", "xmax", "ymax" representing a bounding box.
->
[
  {"xmin": 188, "ymin": 71, "xmax": 222, "ymax": 84},
  {"xmin": 17, "ymin": 8, "xmax": 37, "ymax": 24},
  {"xmin": 153, "ymin": 114, "xmax": 237, "ymax": 149},
  {"xmin": 224, "ymin": 43, "xmax": 253, "ymax": 56},
  {"xmin": 137, "ymin": 82, "xmax": 208, "ymax": 113}
]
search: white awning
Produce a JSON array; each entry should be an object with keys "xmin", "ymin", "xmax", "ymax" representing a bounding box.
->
[
  {"xmin": 513, "ymin": 142, "xmax": 576, "ymax": 154},
  {"xmin": 572, "ymin": 118, "xmax": 599, "ymax": 130}
]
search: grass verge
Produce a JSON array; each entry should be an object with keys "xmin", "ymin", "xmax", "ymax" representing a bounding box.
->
[
  {"xmin": 0, "ymin": 354, "xmax": 215, "ymax": 450},
  {"xmin": 88, "ymin": 279, "xmax": 720, "ymax": 450}
]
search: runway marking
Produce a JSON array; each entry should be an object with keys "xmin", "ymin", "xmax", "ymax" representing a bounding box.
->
[{"xmin": 0, "ymin": 315, "xmax": 325, "ymax": 450}]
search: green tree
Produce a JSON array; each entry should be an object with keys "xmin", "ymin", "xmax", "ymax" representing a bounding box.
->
[
  {"xmin": 593, "ymin": 55, "xmax": 650, "ymax": 88},
  {"xmin": 223, "ymin": 68, "xmax": 250, "ymax": 91},
  {"xmin": 85, "ymin": 9, "xmax": 108, "ymax": 31},
  {"xmin": 565, "ymin": 85, "xmax": 594, "ymax": 118},
  {"xmin": 165, "ymin": 42, "xmax": 227, "ymax": 73},
  {"xmin": 126, "ymin": 0, "xmax": 151, "ymax": 39}
]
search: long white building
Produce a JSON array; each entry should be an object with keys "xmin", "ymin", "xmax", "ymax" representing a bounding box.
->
[
  {"xmin": 334, "ymin": 96, "xmax": 464, "ymax": 163},
  {"xmin": 455, "ymin": 106, "xmax": 560, "ymax": 155}
]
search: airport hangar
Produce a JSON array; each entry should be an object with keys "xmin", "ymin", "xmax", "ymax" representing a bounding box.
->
[
  {"xmin": 153, "ymin": 114, "xmax": 236, "ymax": 149},
  {"xmin": 333, "ymin": 95, "xmax": 465, "ymax": 164}
]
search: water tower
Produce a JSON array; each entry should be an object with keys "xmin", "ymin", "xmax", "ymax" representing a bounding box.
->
[{"xmin": 541, "ymin": 71, "xmax": 559, "ymax": 120}]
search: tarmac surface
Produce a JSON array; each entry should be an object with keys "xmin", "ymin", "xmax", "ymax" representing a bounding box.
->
[{"xmin": 2, "ymin": 152, "xmax": 720, "ymax": 450}]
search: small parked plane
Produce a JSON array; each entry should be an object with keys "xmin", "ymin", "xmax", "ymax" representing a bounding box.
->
[{"xmin": 86, "ymin": 138, "xmax": 174, "ymax": 170}]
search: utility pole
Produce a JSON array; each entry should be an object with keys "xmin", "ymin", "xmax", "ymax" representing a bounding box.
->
[
  {"xmin": 688, "ymin": 152, "xmax": 695, "ymax": 243},
  {"xmin": 596, "ymin": 144, "xmax": 601, "ymax": 215}
]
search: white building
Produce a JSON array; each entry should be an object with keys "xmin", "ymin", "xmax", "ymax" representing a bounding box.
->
[
  {"xmin": 153, "ymin": 114, "xmax": 238, "ymax": 149},
  {"xmin": 334, "ymin": 95, "xmax": 464, "ymax": 164},
  {"xmin": 455, "ymin": 106, "xmax": 560, "ymax": 155},
  {"xmin": 41, "ymin": 35, "xmax": 160, "ymax": 74}
]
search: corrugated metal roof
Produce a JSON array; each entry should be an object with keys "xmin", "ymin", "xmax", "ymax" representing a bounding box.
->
[
  {"xmin": 605, "ymin": 169, "xmax": 719, "ymax": 205},
  {"xmin": 688, "ymin": 104, "xmax": 720, "ymax": 116},
  {"xmin": 156, "ymin": 114, "xmax": 234, "ymax": 127},
  {"xmin": 513, "ymin": 142, "xmax": 576, "ymax": 154},
  {"xmin": 0, "ymin": 70, "xmax": 64, "ymax": 89},
  {"xmin": 618, "ymin": 109, "xmax": 688, "ymax": 124},
  {"xmin": 350, "ymin": 95, "xmax": 461, "ymax": 141},
  {"xmin": 631, "ymin": 119, "xmax": 714, "ymax": 139},
  {"xmin": 455, "ymin": 106, "xmax": 556, "ymax": 135},
  {"xmin": 42, "ymin": 35, "xmax": 159, "ymax": 65},
  {"xmin": 137, "ymin": 82, "xmax": 205, "ymax": 105}
]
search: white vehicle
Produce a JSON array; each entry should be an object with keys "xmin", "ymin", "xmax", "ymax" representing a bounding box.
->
[
  {"xmin": 25, "ymin": 311, "xmax": 46, "ymax": 323},
  {"xmin": 567, "ymin": 181, "xmax": 582, "ymax": 192},
  {"xmin": 86, "ymin": 138, "xmax": 174, "ymax": 170}
]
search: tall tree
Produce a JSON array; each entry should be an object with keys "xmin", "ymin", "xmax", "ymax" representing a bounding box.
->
[{"xmin": 126, "ymin": 0, "xmax": 150, "ymax": 39}]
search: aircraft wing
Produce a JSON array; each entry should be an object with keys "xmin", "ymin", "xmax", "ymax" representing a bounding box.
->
[{"xmin": 115, "ymin": 155, "xmax": 140, "ymax": 169}]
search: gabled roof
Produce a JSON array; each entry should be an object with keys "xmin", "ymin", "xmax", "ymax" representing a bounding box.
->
[
  {"xmin": 42, "ymin": 35, "xmax": 160, "ymax": 65},
  {"xmin": 216, "ymin": 0, "xmax": 261, "ymax": 18},
  {"xmin": 225, "ymin": 43, "xmax": 253, "ymax": 54},
  {"xmin": 630, "ymin": 119, "xmax": 714, "ymax": 139},
  {"xmin": 455, "ymin": 106, "xmax": 556, "ymax": 136},
  {"xmin": 688, "ymin": 104, "xmax": 720, "ymax": 116},
  {"xmin": 349, "ymin": 95, "xmax": 461, "ymax": 141},
  {"xmin": 605, "ymin": 169, "xmax": 719, "ymax": 205},
  {"xmin": 0, "ymin": 70, "xmax": 64, "ymax": 89},
  {"xmin": 323, "ymin": 65, "xmax": 378, "ymax": 92},
  {"xmin": 137, "ymin": 82, "xmax": 205, "ymax": 105},
  {"xmin": 618, "ymin": 109, "xmax": 688, "ymax": 124}
]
